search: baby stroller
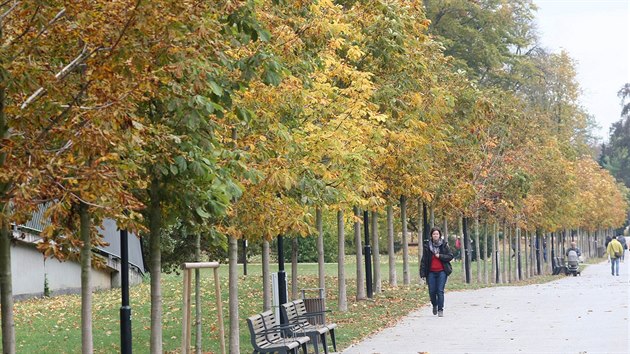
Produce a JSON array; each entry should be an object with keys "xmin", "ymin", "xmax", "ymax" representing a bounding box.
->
[{"xmin": 565, "ymin": 250, "xmax": 580, "ymax": 276}]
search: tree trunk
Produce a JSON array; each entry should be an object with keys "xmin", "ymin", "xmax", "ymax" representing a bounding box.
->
[
  {"xmin": 0, "ymin": 217, "xmax": 14, "ymax": 354},
  {"xmin": 516, "ymin": 228, "xmax": 522, "ymax": 281},
  {"xmin": 262, "ymin": 240, "xmax": 271, "ymax": 311},
  {"xmin": 511, "ymin": 227, "xmax": 516, "ymax": 281},
  {"xmin": 501, "ymin": 222, "xmax": 507, "ymax": 283},
  {"xmin": 316, "ymin": 207, "xmax": 325, "ymax": 291},
  {"xmin": 417, "ymin": 200, "xmax": 423, "ymax": 284},
  {"xmin": 337, "ymin": 210, "xmax": 347, "ymax": 311},
  {"xmin": 79, "ymin": 202, "xmax": 93, "ymax": 354},
  {"xmin": 491, "ymin": 222, "xmax": 497, "ymax": 283},
  {"xmin": 525, "ymin": 230, "xmax": 530, "ymax": 278},
  {"xmin": 291, "ymin": 238, "xmax": 298, "ymax": 300},
  {"xmin": 474, "ymin": 213, "xmax": 480, "ymax": 283},
  {"xmin": 149, "ymin": 176, "xmax": 163, "ymax": 354},
  {"xmin": 195, "ymin": 232, "xmax": 202, "ymax": 354},
  {"xmin": 400, "ymin": 196, "xmax": 409, "ymax": 285},
  {"xmin": 483, "ymin": 221, "xmax": 488, "ymax": 284},
  {"xmin": 387, "ymin": 205, "xmax": 397, "ymax": 286},
  {"xmin": 536, "ymin": 229, "xmax": 542, "ymax": 275},
  {"xmin": 371, "ymin": 211, "xmax": 381, "ymax": 293},
  {"xmin": 354, "ymin": 206, "xmax": 365, "ymax": 300},
  {"xmin": 227, "ymin": 126, "xmax": 240, "ymax": 353},
  {"xmin": 463, "ymin": 216, "xmax": 471, "ymax": 283},
  {"xmin": 0, "ymin": 71, "xmax": 16, "ymax": 354},
  {"xmin": 228, "ymin": 236, "xmax": 239, "ymax": 354},
  {"xmin": 442, "ymin": 212, "xmax": 448, "ymax": 243},
  {"xmin": 460, "ymin": 216, "xmax": 465, "ymax": 283},
  {"xmin": 544, "ymin": 233, "xmax": 550, "ymax": 274}
]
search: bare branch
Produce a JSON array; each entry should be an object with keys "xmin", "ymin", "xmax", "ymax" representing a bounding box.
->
[
  {"xmin": 50, "ymin": 139, "xmax": 73, "ymax": 156},
  {"xmin": 6, "ymin": 4, "xmax": 40, "ymax": 45},
  {"xmin": 8, "ymin": 8, "xmax": 65, "ymax": 56},
  {"xmin": 0, "ymin": 0, "xmax": 18, "ymax": 22},
  {"xmin": 54, "ymin": 182, "xmax": 106, "ymax": 209},
  {"xmin": 107, "ymin": 0, "xmax": 141, "ymax": 55},
  {"xmin": 35, "ymin": 79, "xmax": 92, "ymax": 140},
  {"xmin": 21, "ymin": 45, "xmax": 95, "ymax": 110},
  {"xmin": 38, "ymin": 7, "xmax": 66, "ymax": 37},
  {"xmin": 0, "ymin": 0, "xmax": 14, "ymax": 8},
  {"xmin": 58, "ymin": 102, "xmax": 117, "ymax": 111},
  {"xmin": 20, "ymin": 87, "xmax": 45, "ymax": 109},
  {"xmin": 55, "ymin": 44, "xmax": 89, "ymax": 80}
]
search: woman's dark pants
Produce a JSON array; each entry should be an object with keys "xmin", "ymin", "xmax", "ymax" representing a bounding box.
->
[{"xmin": 428, "ymin": 270, "xmax": 447, "ymax": 311}]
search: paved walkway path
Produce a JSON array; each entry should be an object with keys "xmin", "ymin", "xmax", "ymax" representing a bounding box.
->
[{"xmin": 343, "ymin": 258, "xmax": 629, "ymax": 354}]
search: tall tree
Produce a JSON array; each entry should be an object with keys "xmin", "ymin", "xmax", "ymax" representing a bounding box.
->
[
  {"xmin": 424, "ymin": 0, "xmax": 537, "ymax": 86},
  {"xmin": 600, "ymin": 83, "xmax": 630, "ymax": 187}
]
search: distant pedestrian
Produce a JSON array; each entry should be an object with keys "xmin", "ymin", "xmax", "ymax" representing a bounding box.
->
[
  {"xmin": 420, "ymin": 227, "xmax": 454, "ymax": 317},
  {"xmin": 454, "ymin": 236, "xmax": 462, "ymax": 260},
  {"xmin": 606, "ymin": 236, "xmax": 623, "ymax": 276},
  {"xmin": 605, "ymin": 235, "xmax": 612, "ymax": 248},
  {"xmin": 616, "ymin": 235, "xmax": 627, "ymax": 261}
]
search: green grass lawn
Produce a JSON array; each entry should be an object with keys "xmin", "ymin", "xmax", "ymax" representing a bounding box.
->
[{"xmin": 14, "ymin": 256, "xmax": 567, "ymax": 353}]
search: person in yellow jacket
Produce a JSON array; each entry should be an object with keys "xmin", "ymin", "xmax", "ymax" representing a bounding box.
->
[{"xmin": 606, "ymin": 236, "xmax": 623, "ymax": 276}]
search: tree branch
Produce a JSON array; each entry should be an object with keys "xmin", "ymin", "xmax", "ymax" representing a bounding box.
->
[
  {"xmin": 55, "ymin": 45, "xmax": 90, "ymax": 80},
  {"xmin": 9, "ymin": 8, "xmax": 66, "ymax": 58},
  {"xmin": 0, "ymin": 1, "xmax": 15, "ymax": 8},
  {"xmin": 35, "ymin": 78, "xmax": 92, "ymax": 140},
  {"xmin": 20, "ymin": 87, "xmax": 45, "ymax": 109},
  {"xmin": 20, "ymin": 44, "xmax": 93, "ymax": 110},
  {"xmin": 0, "ymin": 0, "xmax": 18, "ymax": 22},
  {"xmin": 6, "ymin": 4, "xmax": 40, "ymax": 45},
  {"xmin": 58, "ymin": 90, "xmax": 130, "ymax": 111},
  {"xmin": 107, "ymin": 0, "xmax": 141, "ymax": 55},
  {"xmin": 54, "ymin": 182, "xmax": 106, "ymax": 209}
]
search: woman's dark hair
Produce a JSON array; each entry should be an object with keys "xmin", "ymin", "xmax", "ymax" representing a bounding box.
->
[{"xmin": 429, "ymin": 227, "xmax": 442, "ymax": 237}]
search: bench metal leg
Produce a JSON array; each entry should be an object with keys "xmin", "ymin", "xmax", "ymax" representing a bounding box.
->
[
  {"xmin": 302, "ymin": 342, "xmax": 308, "ymax": 354},
  {"xmin": 329, "ymin": 329, "xmax": 337, "ymax": 352},
  {"xmin": 321, "ymin": 333, "xmax": 328, "ymax": 354},
  {"xmin": 313, "ymin": 335, "xmax": 320, "ymax": 354}
]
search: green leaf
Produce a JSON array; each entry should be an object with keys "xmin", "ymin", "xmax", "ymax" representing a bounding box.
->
[
  {"xmin": 209, "ymin": 81, "xmax": 223, "ymax": 97},
  {"xmin": 258, "ymin": 29, "xmax": 271, "ymax": 42},
  {"xmin": 175, "ymin": 156, "xmax": 187, "ymax": 172},
  {"xmin": 195, "ymin": 206, "xmax": 211, "ymax": 219}
]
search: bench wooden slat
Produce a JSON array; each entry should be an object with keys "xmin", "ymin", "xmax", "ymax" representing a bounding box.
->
[
  {"xmin": 247, "ymin": 310, "xmax": 310, "ymax": 353},
  {"xmin": 281, "ymin": 299, "xmax": 338, "ymax": 354}
]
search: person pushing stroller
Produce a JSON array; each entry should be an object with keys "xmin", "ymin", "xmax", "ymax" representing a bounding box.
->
[{"xmin": 565, "ymin": 242, "xmax": 581, "ymax": 276}]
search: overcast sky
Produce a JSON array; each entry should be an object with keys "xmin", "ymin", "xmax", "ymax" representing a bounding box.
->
[{"xmin": 533, "ymin": 0, "xmax": 630, "ymax": 141}]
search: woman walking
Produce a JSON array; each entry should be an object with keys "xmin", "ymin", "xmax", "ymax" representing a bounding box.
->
[{"xmin": 420, "ymin": 227, "xmax": 454, "ymax": 317}]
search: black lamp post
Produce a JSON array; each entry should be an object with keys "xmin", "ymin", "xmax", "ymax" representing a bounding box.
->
[
  {"xmin": 551, "ymin": 232, "xmax": 556, "ymax": 271},
  {"xmin": 120, "ymin": 229, "xmax": 132, "ymax": 354},
  {"xmin": 462, "ymin": 217, "xmax": 471, "ymax": 284},
  {"xmin": 241, "ymin": 239, "xmax": 248, "ymax": 276},
  {"xmin": 277, "ymin": 235, "xmax": 287, "ymax": 323},
  {"xmin": 363, "ymin": 211, "xmax": 373, "ymax": 299}
]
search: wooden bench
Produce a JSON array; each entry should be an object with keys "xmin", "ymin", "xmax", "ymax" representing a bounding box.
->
[
  {"xmin": 246, "ymin": 310, "xmax": 310, "ymax": 354},
  {"xmin": 552, "ymin": 256, "xmax": 567, "ymax": 275},
  {"xmin": 281, "ymin": 299, "xmax": 337, "ymax": 354}
]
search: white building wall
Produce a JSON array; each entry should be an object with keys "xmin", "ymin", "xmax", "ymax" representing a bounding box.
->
[
  {"xmin": 11, "ymin": 245, "xmax": 45, "ymax": 296},
  {"xmin": 12, "ymin": 242, "xmax": 112, "ymax": 299}
]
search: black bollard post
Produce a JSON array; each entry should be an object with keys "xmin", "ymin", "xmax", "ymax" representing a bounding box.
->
[
  {"xmin": 277, "ymin": 235, "xmax": 287, "ymax": 323},
  {"xmin": 241, "ymin": 239, "xmax": 248, "ymax": 276},
  {"xmin": 551, "ymin": 232, "xmax": 556, "ymax": 273},
  {"xmin": 462, "ymin": 217, "xmax": 471, "ymax": 284},
  {"xmin": 363, "ymin": 211, "xmax": 373, "ymax": 299},
  {"xmin": 120, "ymin": 229, "xmax": 132, "ymax": 354}
]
